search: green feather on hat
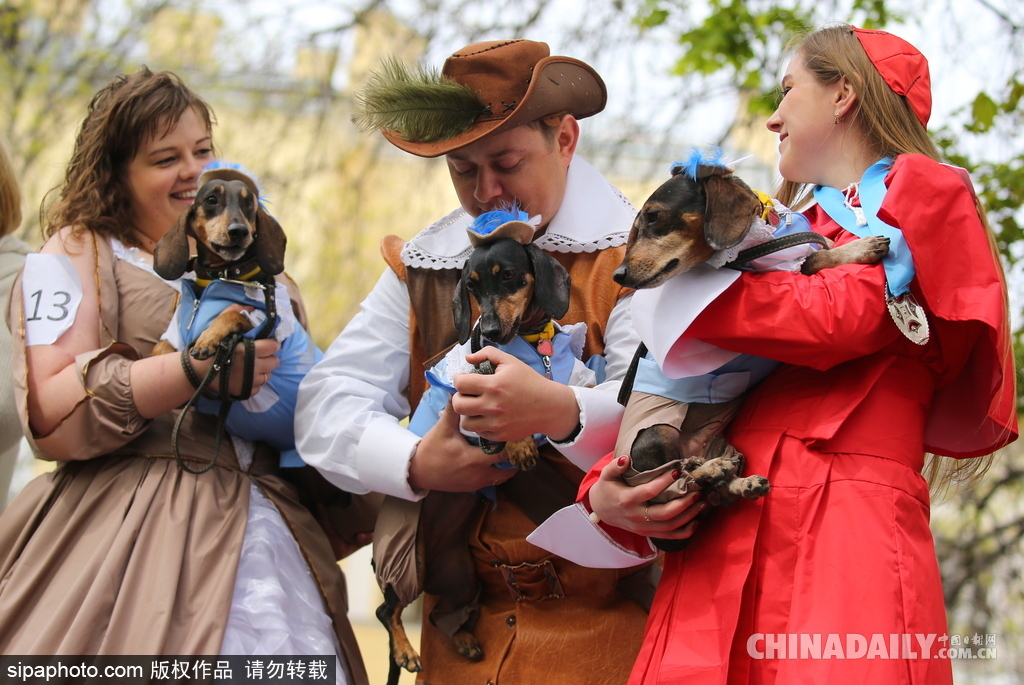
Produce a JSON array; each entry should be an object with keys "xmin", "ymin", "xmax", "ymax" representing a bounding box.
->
[{"xmin": 352, "ymin": 57, "xmax": 491, "ymax": 143}]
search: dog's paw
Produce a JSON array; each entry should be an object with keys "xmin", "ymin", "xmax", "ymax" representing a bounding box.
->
[
  {"xmin": 690, "ymin": 456, "xmax": 737, "ymax": 486},
  {"xmin": 453, "ymin": 629, "xmax": 484, "ymax": 661},
  {"xmin": 505, "ymin": 439, "xmax": 538, "ymax": 471},
  {"xmin": 474, "ymin": 360, "xmax": 496, "ymax": 376},
  {"xmin": 730, "ymin": 475, "xmax": 770, "ymax": 500},
  {"xmin": 395, "ymin": 646, "xmax": 423, "ymax": 673},
  {"xmin": 190, "ymin": 345, "xmax": 216, "ymax": 361},
  {"xmin": 744, "ymin": 475, "xmax": 771, "ymax": 499},
  {"xmin": 190, "ymin": 331, "xmax": 223, "ymax": 360},
  {"xmin": 851, "ymin": 235, "xmax": 891, "ymax": 262}
]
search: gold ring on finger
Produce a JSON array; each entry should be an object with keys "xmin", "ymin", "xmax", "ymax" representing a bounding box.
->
[{"xmin": 643, "ymin": 506, "xmax": 651, "ymax": 523}]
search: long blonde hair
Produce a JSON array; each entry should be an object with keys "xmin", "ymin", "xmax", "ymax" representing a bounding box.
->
[
  {"xmin": 0, "ymin": 137, "xmax": 21, "ymax": 239},
  {"xmin": 776, "ymin": 24, "xmax": 1007, "ymax": 495}
]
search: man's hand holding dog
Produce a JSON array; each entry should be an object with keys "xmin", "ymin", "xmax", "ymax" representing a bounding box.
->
[
  {"xmin": 589, "ymin": 455, "xmax": 704, "ymax": 540},
  {"xmin": 456, "ymin": 347, "xmax": 580, "ymax": 442},
  {"xmin": 408, "ymin": 399, "xmax": 517, "ymax": 493}
]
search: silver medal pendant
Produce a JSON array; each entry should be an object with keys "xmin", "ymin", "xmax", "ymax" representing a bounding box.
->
[{"xmin": 887, "ymin": 291, "xmax": 929, "ymax": 345}]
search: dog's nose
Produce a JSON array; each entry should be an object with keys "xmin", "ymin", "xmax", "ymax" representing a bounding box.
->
[
  {"xmin": 227, "ymin": 223, "xmax": 249, "ymax": 243},
  {"xmin": 479, "ymin": 311, "xmax": 505, "ymax": 342},
  {"xmin": 612, "ymin": 264, "xmax": 629, "ymax": 285}
]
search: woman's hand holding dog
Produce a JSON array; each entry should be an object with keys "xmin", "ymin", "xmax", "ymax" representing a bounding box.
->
[
  {"xmin": 589, "ymin": 455, "xmax": 704, "ymax": 539},
  {"xmin": 457, "ymin": 347, "xmax": 580, "ymax": 442},
  {"xmin": 129, "ymin": 336, "xmax": 279, "ymax": 420},
  {"xmin": 408, "ymin": 399, "xmax": 517, "ymax": 493},
  {"xmin": 181, "ymin": 303, "xmax": 280, "ymax": 399}
]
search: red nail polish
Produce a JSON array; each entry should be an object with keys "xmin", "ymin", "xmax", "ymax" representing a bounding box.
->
[
  {"xmin": 617, "ymin": 456, "xmax": 628, "ymax": 467},
  {"xmin": 671, "ymin": 470, "xmax": 681, "ymax": 480}
]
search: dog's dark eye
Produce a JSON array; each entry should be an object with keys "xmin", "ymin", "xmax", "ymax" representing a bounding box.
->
[
  {"xmin": 466, "ymin": 281, "xmax": 477, "ymax": 292},
  {"xmin": 204, "ymin": 195, "xmax": 219, "ymax": 207},
  {"xmin": 645, "ymin": 210, "xmax": 661, "ymax": 224},
  {"xmin": 502, "ymin": 269, "xmax": 516, "ymax": 280}
]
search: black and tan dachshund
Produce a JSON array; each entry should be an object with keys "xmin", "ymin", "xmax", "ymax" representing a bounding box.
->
[
  {"xmin": 376, "ymin": 235, "xmax": 571, "ymax": 684},
  {"xmin": 613, "ymin": 161, "xmax": 890, "ymax": 537},
  {"xmin": 453, "ymin": 236, "xmax": 572, "ymax": 469},
  {"xmin": 151, "ymin": 167, "xmax": 286, "ymax": 357}
]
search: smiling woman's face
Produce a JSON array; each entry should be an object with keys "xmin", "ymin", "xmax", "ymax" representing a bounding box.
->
[
  {"xmin": 766, "ymin": 52, "xmax": 845, "ymax": 187},
  {"xmin": 124, "ymin": 106, "xmax": 213, "ymax": 247}
]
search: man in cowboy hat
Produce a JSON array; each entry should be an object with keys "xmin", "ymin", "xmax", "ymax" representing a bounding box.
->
[{"xmin": 297, "ymin": 39, "xmax": 654, "ymax": 683}]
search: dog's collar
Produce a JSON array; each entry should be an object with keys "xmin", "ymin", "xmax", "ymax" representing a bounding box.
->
[
  {"xmin": 192, "ymin": 258, "xmax": 263, "ymax": 287},
  {"xmin": 754, "ymin": 190, "xmax": 781, "ymax": 226},
  {"xmin": 522, "ymin": 320, "xmax": 557, "ymax": 377},
  {"xmin": 521, "ymin": 320, "xmax": 556, "ymax": 345}
]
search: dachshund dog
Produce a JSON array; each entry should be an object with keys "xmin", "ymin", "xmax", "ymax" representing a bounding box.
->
[
  {"xmin": 376, "ymin": 227, "xmax": 572, "ymax": 685},
  {"xmin": 152, "ymin": 166, "xmax": 286, "ymax": 358},
  {"xmin": 613, "ymin": 163, "xmax": 889, "ymax": 288},
  {"xmin": 150, "ymin": 165, "xmax": 330, "ymax": 473},
  {"xmin": 452, "ymin": 235, "xmax": 572, "ymax": 469},
  {"xmin": 612, "ymin": 159, "xmax": 890, "ymax": 548}
]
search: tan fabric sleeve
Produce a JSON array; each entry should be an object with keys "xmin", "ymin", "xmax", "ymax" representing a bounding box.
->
[
  {"xmin": 31, "ymin": 342, "xmax": 151, "ymax": 460},
  {"xmin": 9, "ymin": 234, "xmax": 155, "ymax": 462}
]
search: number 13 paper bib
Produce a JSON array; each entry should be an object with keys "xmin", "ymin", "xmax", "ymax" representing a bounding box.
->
[{"xmin": 22, "ymin": 253, "xmax": 84, "ymax": 346}]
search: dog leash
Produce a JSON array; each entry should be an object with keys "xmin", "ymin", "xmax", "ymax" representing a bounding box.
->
[
  {"xmin": 618, "ymin": 342, "xmax": 648, "ymax": 406},
  {"xmin": 468, "ymin": 323, "xmax": 506, "ymax": 456},
  {"xmin": 171, "ymin": 278, "xmax": 279, "ymax": 474},
  {"xmin": 173, "ymin": 333, "xmax": 256, "ymax": 474},
  {"xmin": 721, "ymin": 232, "xmax": 830, "ymax": 269}
]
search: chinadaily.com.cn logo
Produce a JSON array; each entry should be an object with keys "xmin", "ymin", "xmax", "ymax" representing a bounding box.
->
[{"xmin": 746, "ymin": 633, "xmax": 998, "ymax": 660}]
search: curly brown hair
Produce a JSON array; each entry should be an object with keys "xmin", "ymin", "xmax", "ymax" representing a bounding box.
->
[{"xmin": 43, "ymin": 67, "xmax": 215, "ymax": 246}]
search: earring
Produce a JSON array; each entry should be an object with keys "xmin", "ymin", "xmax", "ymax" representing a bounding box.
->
[{"xmin": 834, "ymin": 113, "xmax": 842, "ymax": 125}]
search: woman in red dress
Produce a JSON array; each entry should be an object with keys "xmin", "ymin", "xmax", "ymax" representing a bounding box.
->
[{"xmin": 583, "ymin": 24, "xmax": 1017, "ymax": 684}]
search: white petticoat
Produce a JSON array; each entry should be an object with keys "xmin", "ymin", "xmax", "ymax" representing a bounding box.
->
[{"xmin": 220, "ymin": 437, "xmax": 349, "ymax": 685}]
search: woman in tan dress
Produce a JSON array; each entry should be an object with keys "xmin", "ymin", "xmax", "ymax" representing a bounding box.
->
[{"xmin": 0, "ymin": 68, "xmax": 367, "ymax": 683}]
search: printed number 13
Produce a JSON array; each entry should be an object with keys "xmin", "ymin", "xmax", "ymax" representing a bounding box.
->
[{"xmin": 26, "ymin": 289, "xmax": 71, "ymax": 322}]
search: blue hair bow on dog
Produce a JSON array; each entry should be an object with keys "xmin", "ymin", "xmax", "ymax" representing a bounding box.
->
[{"xmin": 669, "ymin": 146, "xmax": 729, "ymax": 180}]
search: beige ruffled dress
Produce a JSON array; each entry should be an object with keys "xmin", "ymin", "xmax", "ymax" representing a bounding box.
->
[{"xmin": 0, "ymin": 232, "xmax": 366, "ymax": 684}]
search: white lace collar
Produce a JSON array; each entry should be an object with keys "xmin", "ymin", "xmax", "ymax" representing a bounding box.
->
[{"xmin": 402, "ymin": 156, "xmax": 634, "ymax": 270}]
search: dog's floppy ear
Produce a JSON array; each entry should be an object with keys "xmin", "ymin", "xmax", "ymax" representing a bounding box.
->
[
  {"xmin": 702, "ymin": 172, "xmax": 762, "ymax": 251},
  {"xmin": 452, "ymin": 259, "xmax": 474, "ymax": 344},
  {"xmin": 525, "ymin": 243, "xmax": 571, "ymax": 319},
  {"xmin": 254, "ymin": 207, "xmax": 287, "ymax": 276},
  {"xmin": 153, "ymin": 205, "xmax": 194, "ymax": 280}
]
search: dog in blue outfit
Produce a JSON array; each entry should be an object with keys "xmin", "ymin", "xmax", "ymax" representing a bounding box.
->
[
  {"xmin": 152, "ymin": 164, "xmax": 321, "ymax": 467},
  {"xmin": 377, "ymin": 208, "xmax": 598, "ymax": 682}
]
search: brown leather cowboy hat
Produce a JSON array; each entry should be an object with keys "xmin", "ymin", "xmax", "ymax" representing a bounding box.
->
[{"xmin": 374, "ymin": 39, "xmax": 606, "ymax": 158}]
